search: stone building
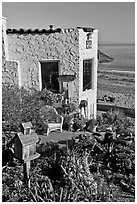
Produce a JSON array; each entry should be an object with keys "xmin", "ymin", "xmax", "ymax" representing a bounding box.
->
[{"xmin": 2, "ymin": 17, "xmax": 98, "ymax": 119}]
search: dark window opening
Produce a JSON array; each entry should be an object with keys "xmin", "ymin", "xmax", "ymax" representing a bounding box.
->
[
  {"xmin": 41, "ymin": 61, "xmax": 59, "ymax": 93},
  {"xmin": 83, "ymin": 59, "xmax": 92, "ymax": 91}
]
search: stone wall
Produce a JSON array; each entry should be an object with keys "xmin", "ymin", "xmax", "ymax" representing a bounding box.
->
[
  {"xmin": 7, "ymin": 28, "xmax": 79, "ymax": 101},
  {"xmin": 2, "ymin": 17, "xmax": 20, "ymax": 87},
  {"xmin": 2, "ymin": 60, "xmax": 20, "ymax": 87},
  {"xmin": 3, "ymin": 17, "xmax": 98, "ymax": 114}
]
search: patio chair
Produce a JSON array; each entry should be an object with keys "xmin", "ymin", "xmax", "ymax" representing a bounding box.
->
[{"xmin": 39, "ymin": 105, "xmax": 64, "ymax": 136}]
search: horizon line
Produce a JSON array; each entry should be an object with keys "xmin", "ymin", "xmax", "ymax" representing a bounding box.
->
[{"xmin": 99, "ymin": 42, "xmax": 135, "ymax": 46}]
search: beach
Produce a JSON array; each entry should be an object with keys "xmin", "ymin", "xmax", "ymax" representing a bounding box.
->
[
  {"xmin": 97, "ymin": 44, "xmax": 135, "ymax": 109},
  {"xmin": 97, "ymin": 69, "xmax": 135, "ymax": 109}
]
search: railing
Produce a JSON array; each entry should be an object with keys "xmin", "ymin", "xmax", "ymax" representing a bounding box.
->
[{"xmin": 97, "ymin": 103, "xmax": 135, "ymax": 118}]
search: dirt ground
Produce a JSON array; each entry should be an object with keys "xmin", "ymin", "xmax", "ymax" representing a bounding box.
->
[{"xmin": 97, "ymin": 70, "xmax": 135, "ymax": 109}]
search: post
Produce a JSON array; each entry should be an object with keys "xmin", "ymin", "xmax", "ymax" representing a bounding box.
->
[{"xmin": 23, "ymin": 161, "xmax": 31, "ymax": 189}]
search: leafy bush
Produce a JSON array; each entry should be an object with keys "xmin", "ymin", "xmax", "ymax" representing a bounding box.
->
[
  {"xmin": 102, "ymin": 107, "xmax": 125, "ymax": 126},
  {"xmin": 99, "ymin": 107, "xmax": 134, "ymax": 134},
  {"xmin": 2, "ymin": 85, "xmax": 63, "ymax": 134},
  {"xmin": 2, "ymin": 85, "xmax": 22, "ymax": 132},
  {"xmin": 2, "ymin": 86, "xmax": 135, "ymax": 202},
  {"xmin": 65, "ymin": 102, "xmax": 78, "ymax": 113},
  {"xmin": 40, "ymin": 88, "xmax": 62, "ymax": 105},
  {"xmin": 2, "ymin": 128, "xmax": 135, "ymax": 202},
  {"xmin": 2, "ymin": 85, "xmax": 42, "ymax": 131}
]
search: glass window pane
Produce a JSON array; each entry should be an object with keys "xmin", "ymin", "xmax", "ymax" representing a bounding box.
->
[{"xmin": 83, "ymin": 59, "xmax": 92, "ymax": 91}]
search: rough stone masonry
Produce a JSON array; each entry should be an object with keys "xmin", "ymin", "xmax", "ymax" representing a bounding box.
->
[{"xmin": 2, "ymin": 17, "xmax": 98, "ymax": 118}]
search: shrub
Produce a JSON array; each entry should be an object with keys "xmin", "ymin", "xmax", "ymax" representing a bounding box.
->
[
  {"xmin": 40, "ymin": 88, "xmax": 62, "ymax": 105},
  {"xmin": 2, "ymin": 85, "xmax": 23, "ymax": 132},
  {"xmin": 102, "ymin": 107, "xmax": 125, "ymax": 126},
  {"xmin": 65, "ymin": 102, "xmax": 78, "ymax": 113},
  {"xmin": 100, "ymin": 107, "xmax": 134, "ymax": 133},
  {"xmin": 84, "ymin": 118, "xmax": 97, "ymax": 132},
  {"xmin": 2, "ymin": 85, "xmax": 47, "ymax": 133},
  {"xmin": 2, "ymin": 130, "xmax": 135, "ymax": 202}
]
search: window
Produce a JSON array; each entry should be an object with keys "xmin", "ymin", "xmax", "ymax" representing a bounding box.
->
[
  {"xmin": 86, "ymin": 33, "xmax": 93, "ymax": 49},
  {"xmin": 83, "ymin": 59, "xmax": 92, "ymax": 91}
]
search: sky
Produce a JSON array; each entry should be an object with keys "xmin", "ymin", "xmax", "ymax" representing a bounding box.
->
[{"xmin": 2, "ymin": 1, "xmax": 135, "ymax": 44}]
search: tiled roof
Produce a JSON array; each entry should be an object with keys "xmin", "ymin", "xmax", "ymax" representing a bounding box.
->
[
  {"xmin": 6, "ymin": 26, "xmax": 95, "ymax": 34},
  {"xmin": 6, "ymin": 28, "xmax": 62, "ymax": 34}
]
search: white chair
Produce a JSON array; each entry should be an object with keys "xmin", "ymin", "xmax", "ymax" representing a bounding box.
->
[
  {"xmin": 46, "ymin": 114, "xmax": 64, "ymax": 136},
  {"xmin": 39, "ymin": 105, "xmax": 64, "ymax": 136}
]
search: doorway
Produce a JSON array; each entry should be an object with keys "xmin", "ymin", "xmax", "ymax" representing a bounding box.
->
[{"xmin": 40, "ymin": 60, "xmax": 60, "ymax": 93}]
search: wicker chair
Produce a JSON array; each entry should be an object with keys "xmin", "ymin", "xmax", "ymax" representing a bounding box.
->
[{"xmin": 39, "ymin": 105, "xmax": 64, "ymax": 136}]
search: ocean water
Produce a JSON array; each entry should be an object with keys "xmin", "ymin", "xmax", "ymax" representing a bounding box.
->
[{"xmin": 98, "ymin": 44, "xmax": 135, "ymax": 72}]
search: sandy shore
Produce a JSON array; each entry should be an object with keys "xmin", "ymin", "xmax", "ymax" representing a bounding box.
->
[
  {"xmin": 97, "ymin": 69, "xmax": 135, "ymax": 109},
  {"xmin": 98, "ymin": 69, "xmax": 135, "ymax": 74}
]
